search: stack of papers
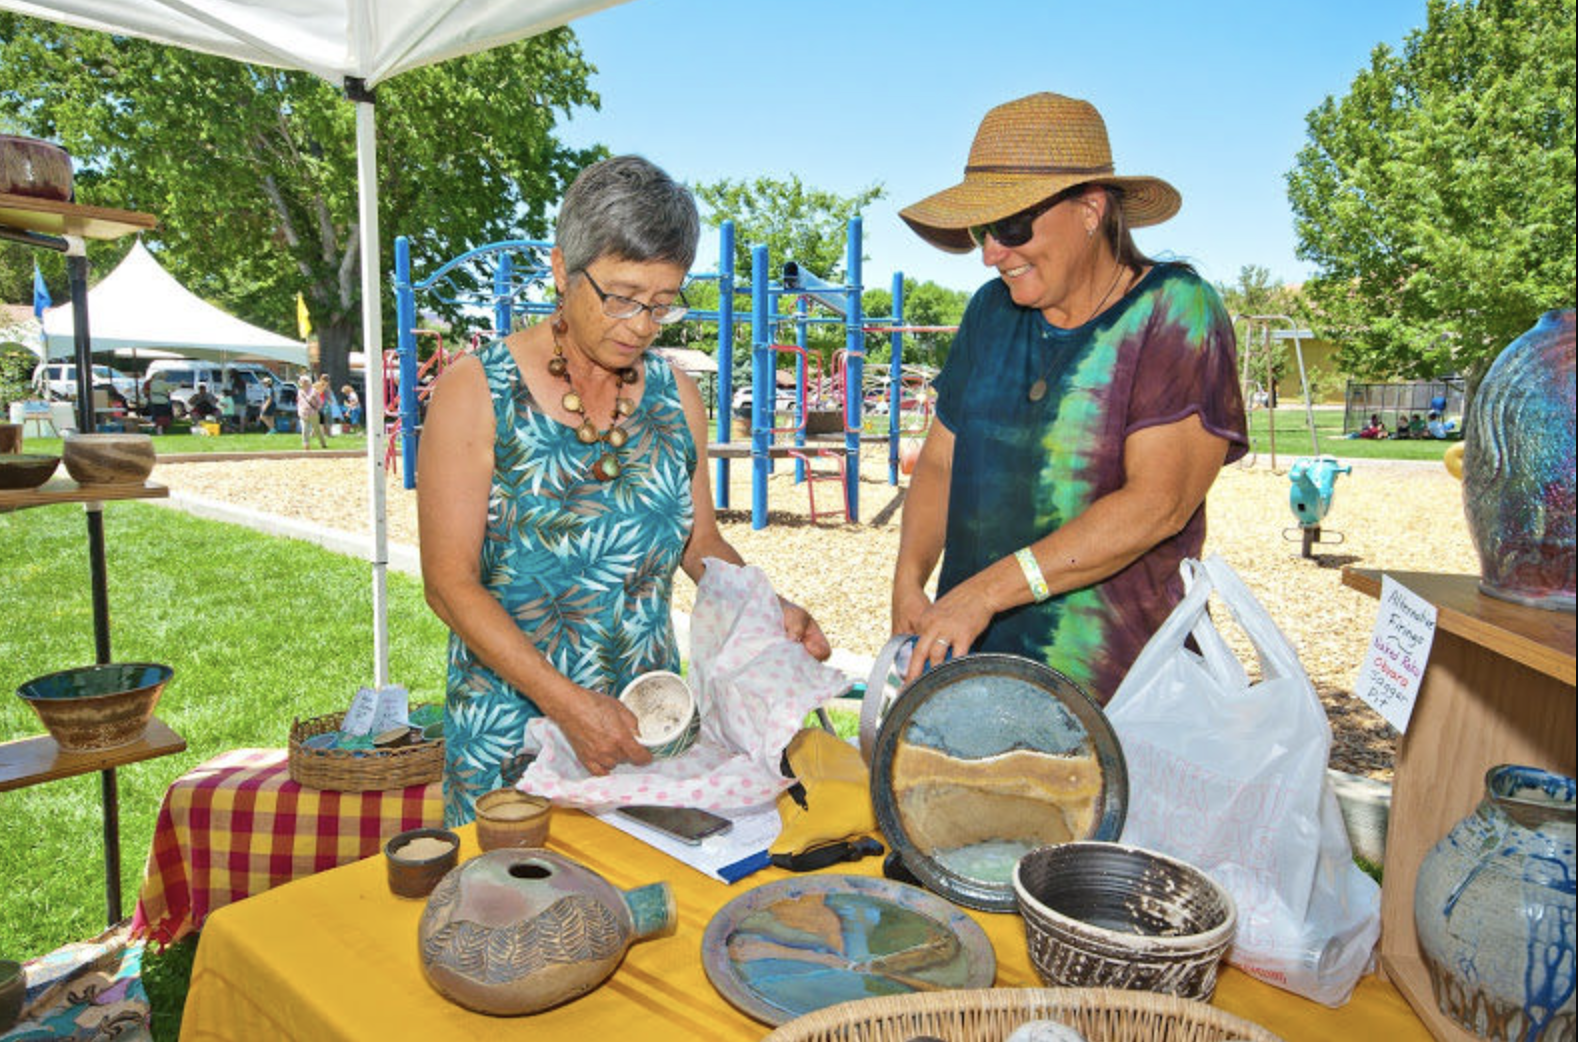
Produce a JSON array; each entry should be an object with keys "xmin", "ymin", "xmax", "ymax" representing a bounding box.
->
[{"xmin": 596, "ymin": 804, "xmax": 782, "ymax": 883}]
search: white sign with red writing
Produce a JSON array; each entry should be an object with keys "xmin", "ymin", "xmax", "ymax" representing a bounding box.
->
[{"xmin": 1353, "ymin": 575, "xmax": 1438, "ymax": 732}]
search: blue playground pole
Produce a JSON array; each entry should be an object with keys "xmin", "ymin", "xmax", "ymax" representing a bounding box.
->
[
  {"xmin": 715, "ymin": 221, "xmax": 735, "ymax": 510},
  {"xmin": 493, "ymin": 252, "xmax": 513, "ymax": 342},
  {"xmin": 844, "ymin": 217, "xmax": 863, "ymax": 521},
  {"xmin": 393, "ymin": 236, "xmax": 420, "ymax": 490},
  {"xmin": 794, "ymin": 294, "xmax": 808, "ymax": 484},
  {"xmin": 751, "ymin": 244, "xmax": 770, "ymax": 530},
  {"xmin": 889, "ymin": 271, "xmax": 904, "ymax": 485}
]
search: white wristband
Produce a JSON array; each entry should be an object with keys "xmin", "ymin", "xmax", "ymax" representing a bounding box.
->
[{"xmin": 1014, "ymin": 547, "xmax": 1051, "ymax": 603}]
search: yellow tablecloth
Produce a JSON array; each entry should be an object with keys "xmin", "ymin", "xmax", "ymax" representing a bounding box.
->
[{"xmin": 180, "ymin": 810, "xmax": 1433, "ymax": 1040}]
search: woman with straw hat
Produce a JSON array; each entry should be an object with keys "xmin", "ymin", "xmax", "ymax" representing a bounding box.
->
[{"xmin": 892, "ymin": 92, "xmax": 1248, "ymax": 702}]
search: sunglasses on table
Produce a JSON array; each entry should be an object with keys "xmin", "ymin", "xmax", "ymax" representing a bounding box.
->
[
  {"xmin": 966, "ymin": 190, "xmax": 1078, "ymax": 249},
  {"xmin": 578, "ymin": 269, "xmax": 690, "ymax": 325}
]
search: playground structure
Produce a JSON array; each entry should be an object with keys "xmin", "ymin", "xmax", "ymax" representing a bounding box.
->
[
  {"xmin": 1236, "ymin": 313, "xmax": 1350, "ymax": 558},
  {"xmin": 391, "ymin": 218, "xmax": 948, "ymax": 528}
]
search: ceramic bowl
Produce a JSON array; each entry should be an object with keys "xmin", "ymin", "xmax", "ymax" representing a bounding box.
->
[
  {"xmin": 385, "ymin": 827, "xmax": 460, "ymax": 899},
  {"xmin": 618, "ymin": 670, "xmax": 700, "ymax": 759},
  {"xmin": 0, "ymin": 958, "xmax": 23, "ymax": 1033},
  {"xmin": 15, "ymin": 662, "xmax": 173, "ymax": 753},
  {"xmin": 1013, "ymin": 841, "xmax": 1236, "ymax": 1001},
  {"xmin": 474, "ymin": 788, "xmax": 552, "ymax": 851},
  {"xmin": 0, "ymin": 453, "xmax": 59, "ymax": 491},
  {"xmin": 61, "ymin": 433, "xmax": 155, "ymax": 486}
]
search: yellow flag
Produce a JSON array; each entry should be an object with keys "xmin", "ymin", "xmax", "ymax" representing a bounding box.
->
[{"xmin": 296, "ymin": 292, "xmax": 312, "ymax": 340}]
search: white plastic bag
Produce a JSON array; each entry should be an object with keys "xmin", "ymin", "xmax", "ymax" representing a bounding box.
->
[{"xmin": 1106, "ymin": 554, "xmax": 1379, "ymax": 1007}]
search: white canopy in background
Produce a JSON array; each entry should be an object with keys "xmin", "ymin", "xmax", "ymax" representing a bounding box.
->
[
  {"xmin": 41, "ymin": 241, "xmax": 308, "ymax": 365},
  {"xmin": 1, "ymin": 0, "xmax": 632, "ymax": 687}
]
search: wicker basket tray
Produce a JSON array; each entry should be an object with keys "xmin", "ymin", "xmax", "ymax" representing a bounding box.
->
[
  {"xmin": 762, "ymin": 987, "xmax": 1283, "ymax": 1042},
  {"xmin": 287, "ymin": 709, "xmax": 443, "ymax": 792}
]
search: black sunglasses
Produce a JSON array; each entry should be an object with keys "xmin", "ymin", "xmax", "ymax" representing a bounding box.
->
[{"xmin": 966, "ymin": 190, "xmax": 1076, "ymax": 249}]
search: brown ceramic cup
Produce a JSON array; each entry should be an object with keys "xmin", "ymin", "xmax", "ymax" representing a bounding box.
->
[
  {"xmin": 474, "ymin": 788, "xmax": 552, "ymax": 851},
  {"xmin": 384, "ymin": 827, "xmax": 460, "ymax": 899}
]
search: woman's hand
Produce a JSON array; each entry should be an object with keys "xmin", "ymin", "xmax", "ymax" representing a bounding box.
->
[
  {"xmin": 780, "ymin": 597, "xmax": 832, "ymax": 661},
  {"xmin": 891, "ymin": 581, "xmax": 933, "ymax": 636},
  {"xmin": 903, "ymin": 578, "xmax": 997, "ymax": 682},
  {"xmin": 555, "ymin": 688, "xmax": 653, "ymax": 776}
]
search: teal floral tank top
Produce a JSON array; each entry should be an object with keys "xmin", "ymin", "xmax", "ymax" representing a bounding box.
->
[{"xmin": 443, "ymin": 340, "xmax": 697, "ymax": 825}]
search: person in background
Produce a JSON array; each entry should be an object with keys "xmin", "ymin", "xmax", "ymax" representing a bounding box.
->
[
  {"xmin": 1426, "ymin": 410, "xmax": 1453, "ymax": 439},
  {"xmin": 258, "ymin": 377, "xmax": 278, "ymax": 434},
  {"xmin": 297, "ymin": 374, "xmax": 327, "ymax": 449},
  {"xmin": 1358, "ymin": 413, "xmax": 1388, "ymax": 439},
  {"xmin": 341, "ymin": 384, "xmax": 363, "ymax": 430},
  {"xmin": 219, "ymin": 385, "xmax": 240, "ymax": 433},
  {"xmin": 417, "ymin": 154, "xmax": 830, "ymax": 826},
  {"xmin": 890, "ymin": 92, "xmax": 1247, "ymax": 701},
  {"xmin": 1407, "ymin": 413, "xmax": 1427, "ymax": 439},
  {"xmin": 145, "ymin": 369, "xmax": 175, "ymax": 434},
  {"xmin": 188, "ymin": 382, "xmax": 220, "ymax": 424},
  {"xmin": 1394, "ymin": 413, "xmax": 1414, "ymax": 439},
  {"xmin": 315, "ymin": 375, "xmax": 338, "ymax": 434}
]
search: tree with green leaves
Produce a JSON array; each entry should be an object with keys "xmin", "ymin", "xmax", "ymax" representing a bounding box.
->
[
  {"xmin": 1287, "ymin": 0, "xmax": 1576, "ymax": 397},
  {"xmin": 861, "ymin": 278, "xmax": 969, "ymax": 369},
  {"xmin": 0, "ymin": 14, "xmax": 603, "ymax": 390}
]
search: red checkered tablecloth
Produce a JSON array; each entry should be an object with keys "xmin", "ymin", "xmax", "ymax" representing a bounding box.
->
[{"xmin": 130, "ymin": 748, "xmax": 442, "ymax": 947}]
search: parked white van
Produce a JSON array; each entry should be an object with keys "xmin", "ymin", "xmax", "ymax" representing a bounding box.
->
[{"xmin": 143, "ymin": 360, "xmax": 280, "ymax": 416}]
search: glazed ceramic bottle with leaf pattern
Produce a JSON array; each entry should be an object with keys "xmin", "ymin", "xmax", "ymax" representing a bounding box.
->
[{"xmin": 418, "ymin": 849, "xmax": 675, "ymax": 1015}]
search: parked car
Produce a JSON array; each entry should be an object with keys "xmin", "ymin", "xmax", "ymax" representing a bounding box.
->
[
  {"xmin": 144, "ymin": 361, "xmax": 280, "ymax": 417},
  {"xmin": 33, "ymin": 362, "xmax": 139, "ymax": 401},
  {"xmin": 730, "ymin": 385, "xmax": 802, "ymax": 418}
]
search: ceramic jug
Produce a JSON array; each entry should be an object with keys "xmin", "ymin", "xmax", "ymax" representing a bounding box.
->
[
  {"xmin": 1462, "ymin": 309, "xmax": 1576, "ymax": 612},
  {"xmin": 1414, "ymin": 764, "xmax": 1575, "ymax": 1041},
  {"xmin": 418, "ymin": 848, "xmax": 675, "ymax": 1015}
]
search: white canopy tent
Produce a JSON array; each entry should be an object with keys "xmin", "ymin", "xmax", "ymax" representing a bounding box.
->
[
  {"xmin": 1, "ymin": 0, "xmax": 632, "ymax": 685},
  {"xmin": 40, "ymin": 240, "xmax": 308, "ymax": 365}
]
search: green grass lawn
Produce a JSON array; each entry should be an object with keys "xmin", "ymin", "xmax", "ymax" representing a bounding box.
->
[
  {"xmin": 0, "ymin": 503, "xmax": 448, "ymax": 974},
  {"xmin": 1243, "ymin": 406, "xmax": 1458, "ymax": 462},
  {"xmin": 23, "ymin": 429, "xmax": 368, "ymax": 456}
]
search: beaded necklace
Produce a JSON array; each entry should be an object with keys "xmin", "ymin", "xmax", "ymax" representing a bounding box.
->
[{"xmin": 549, "ymin": 314, "xmax": 637, "ymax": 481}]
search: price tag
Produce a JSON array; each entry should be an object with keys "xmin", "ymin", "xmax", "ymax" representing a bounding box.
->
[{"xmin": 1353, "ymin": 575, "xmax": 1438, "ymax": 732}]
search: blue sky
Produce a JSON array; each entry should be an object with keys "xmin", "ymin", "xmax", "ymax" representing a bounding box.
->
[{"xmin": 556, "ymin": 0, "xmax": 1428, "ymax": 295}]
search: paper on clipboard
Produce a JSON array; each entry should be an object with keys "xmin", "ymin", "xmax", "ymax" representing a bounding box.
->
[{"xmin": 596, "ymin": 803, "xmax": 782, "ymax": 884}]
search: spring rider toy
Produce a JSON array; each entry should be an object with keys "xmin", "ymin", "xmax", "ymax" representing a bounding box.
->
[{"xmin": 1287, "ymin": 456, "xmax": 1350, "ymax": 558}]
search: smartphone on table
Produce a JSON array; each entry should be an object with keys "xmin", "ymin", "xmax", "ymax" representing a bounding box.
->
[{"xmin": 616, "ymin": 804, "xmax": 733, "ymax": 845}]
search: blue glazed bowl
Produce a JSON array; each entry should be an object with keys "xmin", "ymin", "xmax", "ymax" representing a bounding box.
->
[{"xmin": 16, "ymin": 662, "xmax": 173, "ymax": 752}]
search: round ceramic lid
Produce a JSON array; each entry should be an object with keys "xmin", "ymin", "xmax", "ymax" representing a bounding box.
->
[{"xmin": 869, "ymin": 653, "xmax": 1128, "ymax": 912}]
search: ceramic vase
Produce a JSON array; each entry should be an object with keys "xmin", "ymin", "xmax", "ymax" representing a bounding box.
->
[
  {"xmin": 1462, "ymin": 309, "xmax": 1576, "ymax": 613},
  {"xmin": 418, "ymin": 849, "xmax": 674, "ymax": 1015},
  {"xmin": 1414, "ymin": 764, "xmax": 1576, "ymax": 1041}
]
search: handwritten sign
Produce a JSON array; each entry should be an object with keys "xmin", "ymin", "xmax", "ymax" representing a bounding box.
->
[{"xmin": 1353, "ymin": 575, "xmax": 1438, "ymax": 732}]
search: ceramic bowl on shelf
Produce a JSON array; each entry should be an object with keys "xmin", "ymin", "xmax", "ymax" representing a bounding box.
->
[
  {"xmin": 618, "ymin": 670, "xmax": 700, "ymax": 759},
  {"xmin": 0, "ymin": 453, "xmax": 60, "ymax": 491},
  {"xmin": 474, "ymin": 788, "xmax": 552, "ymax": 851},
  {"xmin": 385, "ymin": 827, "xmax": 460, "ymax": 899},
  {"xmin": 1012, "ymin": 841, "xmax": 1237, "ymax": 1001},
  {"xmin": 0, "ymin": 958, "xmax": 23, "ymax": 1033},
  {"xmin": 61, "ymin": 433, "xmax": 155, "ymax": 486},
  {"xmin": 16, "ymin": 662, "xmax": 173, "ymax": 752}
]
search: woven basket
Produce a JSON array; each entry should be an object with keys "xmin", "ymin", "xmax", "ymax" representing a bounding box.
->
[
  {"xmin": 288, "ymin": 709, "xmax": 443, "ymax": 792},
  {"xmin": 762, "ymin": 987, "xmax": 1283, "ymax": 1042}
]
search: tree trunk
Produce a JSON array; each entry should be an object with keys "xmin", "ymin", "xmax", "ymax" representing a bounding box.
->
[{"xmin": 317, "ymin": 316, "xmax": 357, "ymax": 399}]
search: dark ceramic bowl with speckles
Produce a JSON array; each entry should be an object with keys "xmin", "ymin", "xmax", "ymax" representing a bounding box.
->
[{"xmin": 1013, "ymin": 841, "xmax": 1236, "ymax": 1001}]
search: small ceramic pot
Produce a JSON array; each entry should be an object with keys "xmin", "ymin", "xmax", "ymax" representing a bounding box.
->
[
  {"xmin": 618, "ymin": 671, "xmax": 699, "ymax": 759},
  {"xmin": 419, "ymin": 849, "xmax": 674, "ymax": 1015},
  {"xmin": 1013, "ymin": 841, "xmax": 1236, "ymax": 1001},
  {"xmin": 475, "ymin": 788, "xmax": 551, "ymax": 851},
  {"xmin": 61, "ymin": 433, "xmax": 155, "ymax": 486},
  {"xmin": 385, "ymin": 828, "xmax": 460, "ymax": 899},
  {"xmin": 0, "ymin": 453, "xmax": 59, "ymax": 491},
  {"xmin": 0, "ymin": 958, "xmax": 23, "ymax": 1033}
]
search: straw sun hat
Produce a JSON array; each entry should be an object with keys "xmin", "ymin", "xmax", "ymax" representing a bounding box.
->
[{"xmin": 900, "ymin": 92, "xmax": 1181, "ymax": 254}]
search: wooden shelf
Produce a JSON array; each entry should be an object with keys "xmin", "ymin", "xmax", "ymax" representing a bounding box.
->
[
  {"xmin": 0, "ymin": 192, "xmax": 156, "ymax": 241},
  {"xmin": 0, "ymin": 478, "xmax": 168, "ymax": 512},
  {"xmin": 0, "ymin": 717, "xmax": 186, "ymax": 792},
  {"xmin": 1343, "ymin": 568, "xmax": 1576, "ymax": 684},
  {"xmin": 1380, "ymin": 954, "xmax": 1481, "ymax": 1042}
]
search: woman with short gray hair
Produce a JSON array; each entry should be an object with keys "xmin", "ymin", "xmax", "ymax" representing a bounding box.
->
[{"xmin": 418, "ymin": 155, "xmax": 830, "ymax": 826}]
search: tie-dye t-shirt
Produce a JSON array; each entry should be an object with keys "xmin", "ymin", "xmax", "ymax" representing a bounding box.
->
[{"xmin": 932, "ymin": 263, "xmax": 1247, "ymax": 704}]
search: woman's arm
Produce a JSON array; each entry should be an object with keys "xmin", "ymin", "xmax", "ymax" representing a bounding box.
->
[
  {"xmin": 891, "ymin": 421, "xmax": 954, "ymax": 634},
  {"xmin": 671, "ymin": 369, "xmax": 831, "ymax": 660},
  {"xmin": 417, "ymin": 351, "xmax": 650, "ymax": 775},
  {"xmin": 904, "ymin": 413, "xmax": 1229, "ymax": 677}
]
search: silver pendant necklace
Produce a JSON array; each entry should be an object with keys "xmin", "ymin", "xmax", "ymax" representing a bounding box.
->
[{"xmin": 1029, "ymin": 264, "xmax": 1130, "ymax": 403}]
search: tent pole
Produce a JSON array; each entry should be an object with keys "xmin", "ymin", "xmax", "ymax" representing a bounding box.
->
[{"xmin": 352, "ymin": 85, "xmax": 391, "ymax": 688}]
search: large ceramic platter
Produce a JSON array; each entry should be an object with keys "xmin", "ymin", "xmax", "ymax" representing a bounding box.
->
[
  {"xmin": 870, "ymin": 653, "xmax": 1128, "ymax": 912},
  {"xmin": 700, "ymin": 874, "xmax": 996, "ymax": 1026}
]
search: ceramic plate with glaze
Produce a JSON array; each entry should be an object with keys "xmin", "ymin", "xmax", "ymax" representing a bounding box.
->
[
  {"xmin": 870, "ymin": 653, "xmax": 1127, "ymax": 912},
  {"xmin": 700, "ymin": 874, "xmax": 996, "ymax": 1026}
]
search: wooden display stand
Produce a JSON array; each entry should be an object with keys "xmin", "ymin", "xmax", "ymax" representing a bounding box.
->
[{"xmin": 1342, "ymin": 568, "xmax": 1576, "ymax": 1042}]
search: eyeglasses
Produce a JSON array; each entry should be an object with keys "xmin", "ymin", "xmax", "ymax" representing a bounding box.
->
[
  {"xmin": 578, "ymin": 270, "xmax": 690, "ymax": 325},
  {"xmin": 966, "ymin": 195, "xmax": 1065, "ymax": 249}
]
